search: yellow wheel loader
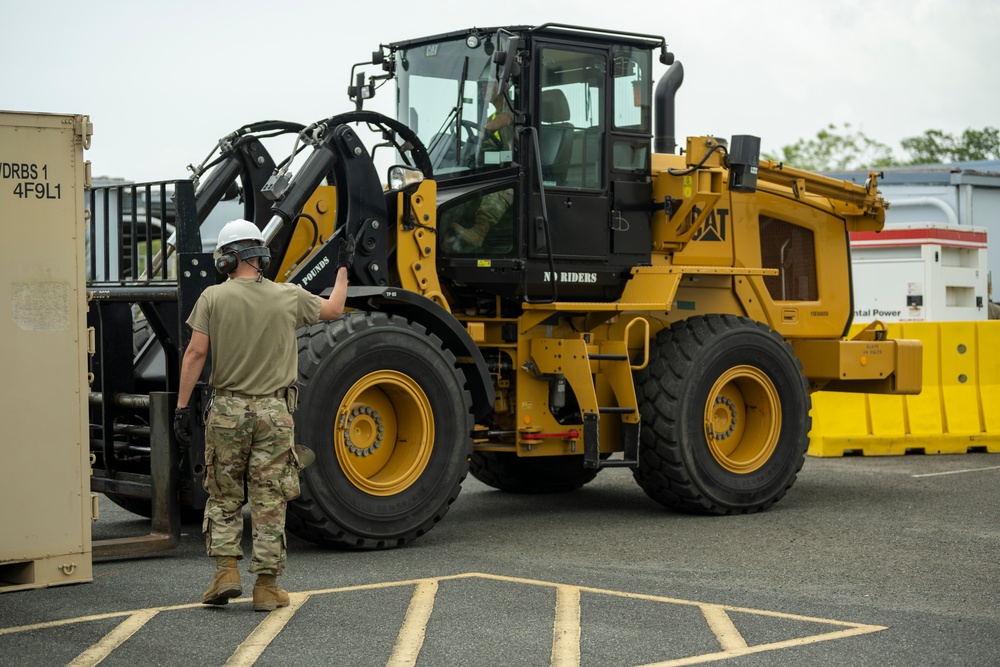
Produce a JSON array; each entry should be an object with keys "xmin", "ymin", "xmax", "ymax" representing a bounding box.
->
[{"xmin": 87, "ymin": 24, "xmax": 920, "ymax": 551}]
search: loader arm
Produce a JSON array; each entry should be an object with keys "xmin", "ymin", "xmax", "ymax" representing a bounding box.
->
[
  {"xmin": 190, "ymin": 120, "xmax": 305, "ymax": 281},
  {"xmin": 263, "ymin": 111, "xmax": 434, "ymax": 291},
  {"xmin": 756, "ymin": 160, "xmax": 887, "ymax": 231}
]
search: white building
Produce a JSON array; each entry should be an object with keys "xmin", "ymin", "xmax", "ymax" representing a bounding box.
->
[{"xmin": 828, "ymin": 161, "xmax": 1000, "ymax": 322}]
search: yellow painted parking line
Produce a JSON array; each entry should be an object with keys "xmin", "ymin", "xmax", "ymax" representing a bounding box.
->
[
  {"xmin": 0, "ymin": 612, "xmax": 130, "ymax": 636},
  {"xmin": 698, "ymin": 604, "xmax": 747, "ymax": 652},
  {"xmin": 462, "ymin": 573, "xmax": 886, "ymax": 666},
  {"xmin": 387, "ymin": 578, "xmax": 438, "ymax": 667},
  {"xmin": 0, "ymin": 572, "xmax": 887, "ymax": 667},
  {"xmin": 638, "ymin": 624, "xmax": 887, "ymax": 667},
  {"xmin": 67, "ymin": 609, "xmax": 159, "ymax": 667},
  {"xmin": 0, "ymin": 601, "xmax": 205, "ymax": 635},
  {"xmin": 550, "ymin": 584, "xmax": 582, "ymax": 667},
  {"xmin": 225, "ymin": 592, "xmax": 310, "ymax": 667}
]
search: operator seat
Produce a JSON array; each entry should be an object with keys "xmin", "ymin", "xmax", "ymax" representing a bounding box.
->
[{"xmin": 539, "ymin": 89, "xmax": 575, "ymax": 186}]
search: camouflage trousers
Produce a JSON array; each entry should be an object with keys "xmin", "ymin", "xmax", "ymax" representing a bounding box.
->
[{"xmin": 202, "ymin": 395, "xmax": 301, "ymax": 575}]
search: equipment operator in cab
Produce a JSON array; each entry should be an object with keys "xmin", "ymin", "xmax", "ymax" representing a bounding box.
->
[
  {"xmin": 444, "ymin": 80, "xmax": 516, "ymax": 253},
  {"xmin": 173, "ymin": 219, "xmax": 352, "ymax": 612}
]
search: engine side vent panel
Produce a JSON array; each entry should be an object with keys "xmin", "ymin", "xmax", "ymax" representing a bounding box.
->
[{"xmin": 760, "ymin": 216, "xmax": 818, "ymax": 302}]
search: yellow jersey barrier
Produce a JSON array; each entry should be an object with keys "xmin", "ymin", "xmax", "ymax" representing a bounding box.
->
[{"xmin": 809, "ymin": 321, "xmax": 1000, "ymax": 456}]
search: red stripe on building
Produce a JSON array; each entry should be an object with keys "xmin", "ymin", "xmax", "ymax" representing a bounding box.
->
[{"xmin": 850, "ymin": 227, "xmax": 986, "ymax": 247}]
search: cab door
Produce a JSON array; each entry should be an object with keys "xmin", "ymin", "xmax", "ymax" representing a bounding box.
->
[{"xmin": 529, "ymin": 43, "xmax": 609, "ymax": 261}]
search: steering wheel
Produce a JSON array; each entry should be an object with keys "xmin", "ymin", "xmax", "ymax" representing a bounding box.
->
[
  {"xmin": 459, "ymin": 119, "xmax": 482, "ymax": 142},
  {"xmin": 460, "ymin": 119, "xmax": 504, "ymax": 151}
]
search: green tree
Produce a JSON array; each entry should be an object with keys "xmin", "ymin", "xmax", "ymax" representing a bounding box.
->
[
  {"xmin": 763, "ymin": 123, "xmax": 898, "ymax": 171},
  {"xmin": 900, "ymin": 127, "xmax": 1000, "ymax": 164}
]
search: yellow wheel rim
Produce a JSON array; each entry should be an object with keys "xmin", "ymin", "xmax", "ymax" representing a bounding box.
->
[
  {"xmin": 703, "ymin": 365, "xmax": 781, "ymax": 474},
  {"xmin": 334, "ymin": 370, "xmax": 434, "ymax": 496}
]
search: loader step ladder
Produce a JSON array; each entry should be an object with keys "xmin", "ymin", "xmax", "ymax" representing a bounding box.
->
[
  {"xmin": 528, "ymin": 319, "xmax": 649, "ymax": 471},
  {"xmin": 583, "ymin": 413, "xmax": 639, "ymax": 469},
  {"xmin": 583, "ymin": 350, "xmax": 639, "ymax": 469}
]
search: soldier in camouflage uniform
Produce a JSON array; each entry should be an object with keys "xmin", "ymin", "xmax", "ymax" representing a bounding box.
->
[{"xmin": 174, "ymin": 219, "xmax": 352, "ymax": 612}]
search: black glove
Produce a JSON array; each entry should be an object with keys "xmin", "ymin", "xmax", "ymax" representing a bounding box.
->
[
  {"xmin": 335, "ymin": 232, "xmax": 356, "ymax": 269},
  {"xmin": 173, "ymin": 406, "xmax": 192, "ymax": 444}
]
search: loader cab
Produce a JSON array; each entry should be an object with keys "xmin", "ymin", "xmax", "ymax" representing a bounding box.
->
[{"xmin": 391, "ymin": 25, "xmax": 659, "ymax": 303}]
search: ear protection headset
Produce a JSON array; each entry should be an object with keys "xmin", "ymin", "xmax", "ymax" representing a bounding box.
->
[
  {"xmin": 213, "ymin": 219, "xmax": 272, "ymax": 278},
  {"xmin": 215, "ymin": 244, "xmax": 272, "ymax": 274}
]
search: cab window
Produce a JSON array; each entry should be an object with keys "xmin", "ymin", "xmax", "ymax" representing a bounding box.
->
[
  {"xmin": 538, "ymin": 48, "xmax": 606, "ymax": 189},
  {"xmin": 439, "ymin": 184, "xmax": 517, "ymax": 257},
  {"xmin": 611, "ymin": 47, "xmax": 651, "ymax": 173}
]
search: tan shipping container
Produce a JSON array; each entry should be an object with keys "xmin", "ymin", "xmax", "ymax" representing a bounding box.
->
[{"xmin": 0, "ymin": 110, "xmax": 93, "ymax": 591}]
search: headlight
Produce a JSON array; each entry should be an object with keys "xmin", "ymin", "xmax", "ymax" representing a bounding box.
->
[{"xmin": 387, "ymin": 165, "xmax": 425, "ymax": 192}]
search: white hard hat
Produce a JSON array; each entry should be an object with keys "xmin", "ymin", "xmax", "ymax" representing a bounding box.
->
[{"xmin": 215, "ymin": 219, "xmax": 264, "ymax": 251}]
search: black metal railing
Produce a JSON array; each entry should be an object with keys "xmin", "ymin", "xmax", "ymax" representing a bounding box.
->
[{"xmin": 87, "ymin": 180, "xmax": 194, "ymax": 284}]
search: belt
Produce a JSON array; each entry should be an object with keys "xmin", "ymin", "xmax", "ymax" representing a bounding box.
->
[{"xmin": 215, "ymin": 388, "xmax": 287, "ymax": 400}]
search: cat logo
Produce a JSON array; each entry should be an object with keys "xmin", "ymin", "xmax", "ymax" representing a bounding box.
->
[{"xmin": 691, "ymin": 208, "xmax": 729, "ymax": 242}]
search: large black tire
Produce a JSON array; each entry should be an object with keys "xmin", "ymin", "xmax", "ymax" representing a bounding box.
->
[
  {"xmin": 470, "ymin": 452, "xmax": 599, "ymax": 493},
  {"xmin": 633, "ymin": 315, "xmax": 810, "ymax": 514},
  {"xmin": 287, "ymin": 312, "xmax": 474, "ymax": 549}
]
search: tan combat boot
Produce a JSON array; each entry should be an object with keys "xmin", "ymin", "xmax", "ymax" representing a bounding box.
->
[
  {"xmin": 252, "ymin": 573, "xmax": 290, "ymax": 612},
  {"xmin": 202, "ymin": 556, "xmax": 242, "ymax": 605}
]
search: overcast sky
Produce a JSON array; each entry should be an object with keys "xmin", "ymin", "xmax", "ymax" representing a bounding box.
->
[{"xmin": 3, "ymin": 0, "xmax": 997, "ymax": 181}]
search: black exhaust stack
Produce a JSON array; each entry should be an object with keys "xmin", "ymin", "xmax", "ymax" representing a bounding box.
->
[{"xmin": 653, "ymin": 61, "xmax": 684, "ymax": 155}]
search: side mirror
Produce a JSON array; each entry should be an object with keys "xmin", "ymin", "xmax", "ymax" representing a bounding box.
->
[{"xmin": 493, "ymin": 36, "xmax": 521, "ymax": 92}]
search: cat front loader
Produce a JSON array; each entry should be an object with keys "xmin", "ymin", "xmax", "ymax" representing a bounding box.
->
[{"xmin": 86, "ymin": 24, "xmax": 920, "ymax": 553}]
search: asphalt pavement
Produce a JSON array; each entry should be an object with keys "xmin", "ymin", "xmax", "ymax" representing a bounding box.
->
[{"xmin": 1, "ymin": 453, "xmax": 998, "ymax": 666}]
